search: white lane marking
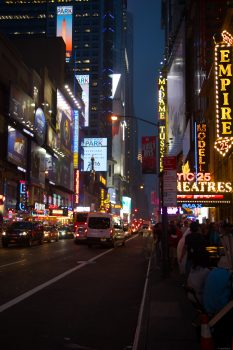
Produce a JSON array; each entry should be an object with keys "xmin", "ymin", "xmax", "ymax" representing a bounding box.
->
[
  {"xmin": 0, "ymin": 259, "xmax": 26, "ymax": 269},
  {"xmin": 0, "ymin": 249, "xmax": 113, "ymax": 313},
  {"xmin": 132, "ymin": 254, "xmax": 152, "ymax": 350}
]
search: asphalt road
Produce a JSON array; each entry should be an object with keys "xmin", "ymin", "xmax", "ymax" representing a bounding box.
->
[{"xmin": 0, "ymin": 235, "xmax": 150, "ymax": 350}]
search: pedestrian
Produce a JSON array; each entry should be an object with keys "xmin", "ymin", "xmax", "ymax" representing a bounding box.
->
[
  {"xmin": 168, "ymin": 221, "xmax": 182, "ymax": 269},
  {"xmin": 207, "ymin": 222, "xmax": 221, "ymax": 246},
  {"xmin": 202, "ymin": 255, "xmax": 233, "ymax": 349},
  {"xmin": 186, "ymin": 249, "xmax": 210, "ymax": 305},
  {"xmin": 177, "ymin": 222, "xmax": 190, "ymax": 275},
  {"xmin": 179, "ymin": 221, "xmax": 208, "ymax": 282},
  {"xmin": 153, "ymin": 222, "xmax": 162, "ymax": 263},
  {"xmin": 181, "ymin": 219, "xmax": 189, "ymax": 235}
]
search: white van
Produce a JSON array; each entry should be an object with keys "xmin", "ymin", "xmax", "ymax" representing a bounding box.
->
[{"xmin": 86, "ymin": 212, "xmax": 126, "ymax": 248}]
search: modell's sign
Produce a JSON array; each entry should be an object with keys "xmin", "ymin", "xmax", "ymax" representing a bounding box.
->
[
  {"xmin": 196, "ymin": 123, "xmax": 208, "ymax": 173},
  {"xmin": 214, "ymin": 30, "xmax": 233, "ymax": 156}
]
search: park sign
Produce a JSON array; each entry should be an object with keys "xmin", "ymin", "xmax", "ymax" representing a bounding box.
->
[{"xmin": 214, "ymin": 30, "xmax": 233, "ymax": 156}]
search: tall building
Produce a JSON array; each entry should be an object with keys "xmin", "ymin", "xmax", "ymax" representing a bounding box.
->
[
  {"xmin": 161, "ymin": 0, "xmax": 233, "ymax": 222},
  {"xmin": 0, "ymin": 0, "xmax": 138, "ymax": 215}
]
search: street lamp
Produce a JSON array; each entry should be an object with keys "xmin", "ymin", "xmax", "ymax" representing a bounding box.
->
[
  {"xmin": 110, "ymin": 114, "xmax": 170, "ymax": 274},
  {"xmin": 111, "ymin": 114, "xmax": 160, "ymax": 127}
]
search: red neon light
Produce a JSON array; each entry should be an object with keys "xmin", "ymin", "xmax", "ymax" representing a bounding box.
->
[{"xmin": 177, "ymin": 194, "xmax": 224, "ymax": 199}]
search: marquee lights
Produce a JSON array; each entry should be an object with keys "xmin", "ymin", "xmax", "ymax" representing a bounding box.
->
[
  {"xmin": 159, "ymin": 125, "xmax": 166, "ymax": 172},
  {"xmin": 158, "ymin": 73, "xmax": 167, "ymax": 173},
  {"xmin": 177, "ymin": 171, "xmax": 232, "ymax": 193},
  {"xmin": 177, "ymin": 194, "xmax": 224, "ymax": 199},
  {"xmin": 74, "ymin": 170, "xmax": 80, "ymax": 204},
  {"xmin": 177, "ymin": 181, "xmax": 232, "ymax": 193},
  {"xmin": 177, "ymin": 172, "xmax": 211, "ymax": 182},
  {"xmin": 158, "ymin": 77, "xmax": 166, "ymax": 120},
  {"xmin": 196, "ymin": 123, "xmax": 207, "ymax": 172},
  {"xmin": 214, "ymin": 30, "xmax": 233, "ymax": 156}
]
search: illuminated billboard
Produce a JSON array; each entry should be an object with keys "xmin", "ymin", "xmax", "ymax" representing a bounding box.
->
[
  {"xmin": 73, "ymin": 110, "xmax": 79, "ymax": 169},
  {"xmin": 76, "ymin": 75, "xmax": 89, "ymax": 126},
  {"xmin": 9, "ymin": 84, "xmax": 34, "ymax": 128},
  {"xmin": 167, "ymin": 22, "xmax": 186, "ymax": 156},
  {"xmin": 31, "ymin": 142, "xmax": 46, "ymax": 187},
  {"xmin": 214, "ymin": 30, "xmax": 233, "ymax": 156},
  {"xmin": 82, "ymin": 138, "xmax": 107, "ymax": 172},
  {"xmin": 34, "ymin": 108, "xmax": 46, "ymax": 146},
  {"xmin": 7, "ymin": 126, "xmax": 27, "ymax": 169},
  {"xmin": 141, "ymin": 136, "xmax": 156, "ymax": 174},
  {"xmin": 110, "ymin": 74, "xmax": 121, "ymax": 98},
  {"xmin": 57, "ymin": 6, "xmax": 73, "ymax": 62}
]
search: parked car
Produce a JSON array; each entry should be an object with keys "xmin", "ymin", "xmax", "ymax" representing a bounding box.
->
[
  {"xmin": 1, "ymin": 221, "xmax": 44, "ymax": 247},
  {"xmin": 58, "ymin": 224, "xmax": 74, "ymax": 239},
  {"xmin": 74, "ymin": 225, "xmax": 87, "ymax": 244},
  {"xmin": 43, "ymin": 225, "xmax": 59, "ymax": 243}
]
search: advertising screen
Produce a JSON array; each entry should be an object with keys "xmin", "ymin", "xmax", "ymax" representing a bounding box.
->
[
  {"xmin": 73, "ymin": 110, "xmax": 79, "ymax": 169},
  {"xmin": 7, "ymin": 126, "xmax": 27, "ymax": 169},
  {"xmin": 45, "ymin": 153, "xmax": 57, "ymax": 184},
  {"xmin": 75, "ymin": 75, "xmax": 89, "ymax": 126},
  {"xmin": 34, "ymin": 108, "xmax": 46, "ymax": 146},
  {"xmin": 31, "ymin": 142, "xmax": 46, "ymax": 187},
  {"xmin": 57, "ymin": 109, "xmax": 72, "ymax": 156},
  {"xmin": 121, "ymin": 196, "xmax": 132, "ymax": 213},
  {"xmin": 57, "ymin": 6, "xmax": 73, "ymax": 62},
  {"xmin": 82, "ymin": 138, "xmax": 107, "ymax": 172},
  {"xmin": 47, "ymin": 125, "xmax": 58, "ymax": 150},
  {"xmin": 9, "ymin": 84, "xmax": 34, "ymax": 127},
  {"xmin": 167, "ymin": 22, "xmax": 186, "ymax": 156},
  {"xmin": 56, "ymin": 157, "xmax": 72, "ymax": 191}
]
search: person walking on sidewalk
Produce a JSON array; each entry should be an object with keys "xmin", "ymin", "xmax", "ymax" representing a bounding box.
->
[{"xmin": 179, "ymin": 221, "xmax": 208, "ymax": 282}]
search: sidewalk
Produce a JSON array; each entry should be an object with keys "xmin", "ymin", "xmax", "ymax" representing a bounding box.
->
[{"xmin": 139, "ymin": 253, "xmax": 200, "ymax": 350}]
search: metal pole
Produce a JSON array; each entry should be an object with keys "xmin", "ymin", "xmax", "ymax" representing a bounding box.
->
[{"xmin": 161, "ymin": 171, "xmax": 170, "ymax": 277}]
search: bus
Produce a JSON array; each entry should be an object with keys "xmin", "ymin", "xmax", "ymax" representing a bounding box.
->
[{"xmin": 73, "ymin": 211, "xmax": 89, "ymax": 230}]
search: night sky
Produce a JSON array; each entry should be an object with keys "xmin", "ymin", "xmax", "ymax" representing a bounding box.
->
[
  {"xmin": 127, "ymin": 0, "xmax": 164, "ymax": 139},
  {"xmin": 127, "ymin": 0, "xmax": 164, "ymax": 215}
]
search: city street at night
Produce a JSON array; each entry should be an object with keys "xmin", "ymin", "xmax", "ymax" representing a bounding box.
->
[
  {"xmin": 0, "ymin": 235, "xmax": 149, "ymax": 350},
  {"xmin": 0, "ymin": 1, "xmax": 232, "ymax": 349}
]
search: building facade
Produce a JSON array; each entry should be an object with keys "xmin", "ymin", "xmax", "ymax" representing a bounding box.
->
[
  {"xmin": 160, "ymin": 0, "xmax": 233, "ymax": 222},
  {"xmin": 0, "ymin": 0, "xmax": 141, "ymax": 218}
]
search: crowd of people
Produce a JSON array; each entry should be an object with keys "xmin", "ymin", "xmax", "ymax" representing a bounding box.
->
[{"xmin": 153, "ymin": 218, "xmax": 233, "ymax": 348}]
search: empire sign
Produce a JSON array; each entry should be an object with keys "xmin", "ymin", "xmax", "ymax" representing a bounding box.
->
[{"xmin": 214, "ymin": 30, "xmax": 233, "ymax": 156}]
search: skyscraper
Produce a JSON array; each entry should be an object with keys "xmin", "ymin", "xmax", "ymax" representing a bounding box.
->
[{"xmin": 0, "ymin": 0, "xmax": 138, "ymax": 213}]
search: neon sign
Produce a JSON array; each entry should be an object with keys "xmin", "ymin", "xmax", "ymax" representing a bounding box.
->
[
  {"xmin": 177, "ymin": 172, "xmax": 232, "ymax": 193},
  {"xmin": 73, "ymin": 110, "xmax": 79, "ymax": 169},
  {"xmin": 159, "ymin": 125, "xmax": 166, "ymax": 172},
  {"xmin": 158, "ymin": 77, "xmax": 166, "ymax": 120},
  {"xmin": 74, "ymin": 170, "xmax": 79, "ymax": 204},
  {"xmin": 196, "ymin": 123, "xmax": 207, "ymax": 172},
  {"xmin": 183, "ymin": 203, "xmax": 203, "ymax": 209},
  {"xmin": 18, "ymin": 180, "xmax": 27, "ymax": 211},
  {"xmin": 214, "ymin": 30, "xmax": 233, "ymax": 156}
]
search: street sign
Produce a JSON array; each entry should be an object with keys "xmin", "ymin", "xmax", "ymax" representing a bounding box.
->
[{"xmin": 163, "ymin": 156, "xmax": 177, "ymax": 170}]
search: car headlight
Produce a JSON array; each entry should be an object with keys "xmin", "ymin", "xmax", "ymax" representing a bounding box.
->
[
  {"xmin": 60, "ymin": 231, "xmax": 66, "ymax": 236},
  {"xmin": 2, "ymin": 231, "xmax": 6, "ymax": 236},
  {"xmin": 19, "ymin": 231, "xmax": 27, "ymax": 236},
  {"xmin": 44, "ymin": 233, "xmax": 49, "ymax": 237}
]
